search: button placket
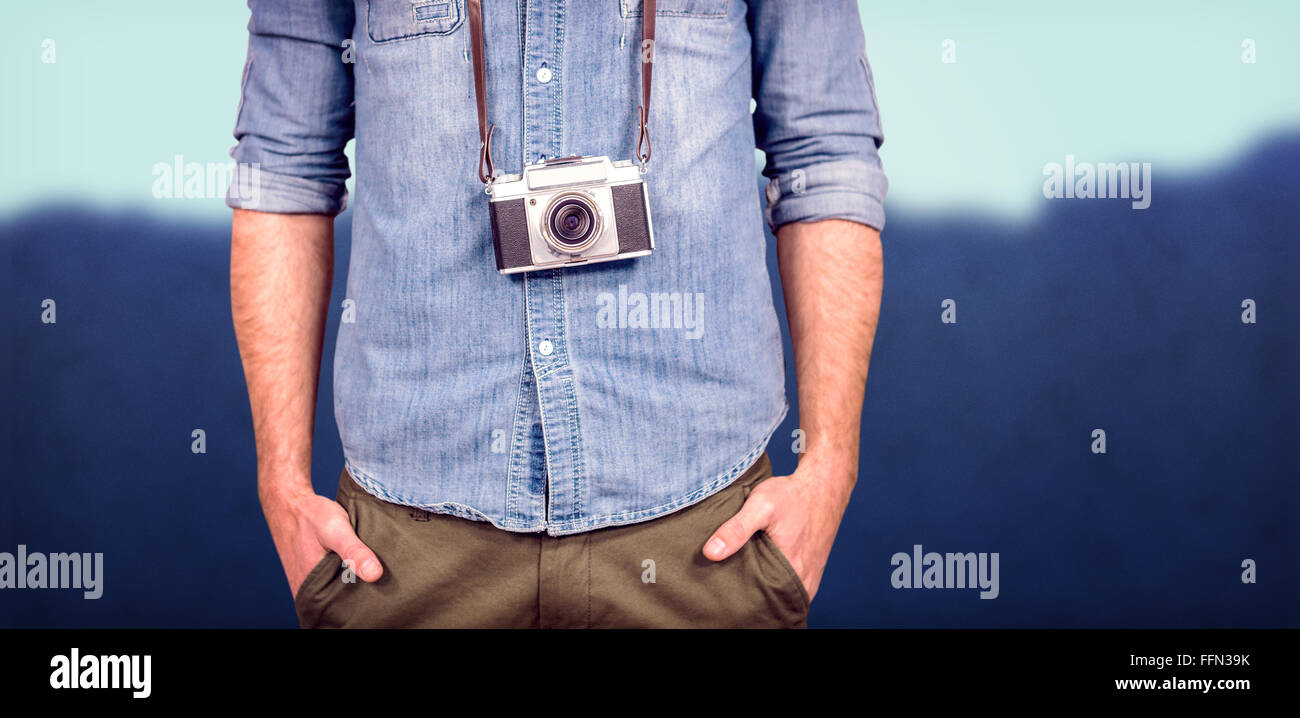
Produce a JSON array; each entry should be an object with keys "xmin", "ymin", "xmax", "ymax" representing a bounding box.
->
[{"xmin": 520, "ymin": 0, "xmax": 582, "ymax": 531}]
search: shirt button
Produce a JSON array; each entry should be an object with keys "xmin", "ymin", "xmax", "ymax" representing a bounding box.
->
[
  {"xmin": 535, "ymin": 65, "xmax": 552, "ymax": 84},
  {"xmin": 538, "ymin": 339, "xmax": 554, "ymax": 356}
]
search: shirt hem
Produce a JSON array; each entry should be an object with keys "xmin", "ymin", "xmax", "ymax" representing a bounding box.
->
[{"xmin": 341, "ymin": 400, "xmax": 789, "ymax": 536}]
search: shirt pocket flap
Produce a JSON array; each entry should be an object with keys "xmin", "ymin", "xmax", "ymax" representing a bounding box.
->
[
  {"xmin": 368, "ymin": 0, "xmax": 463, "ymax": 43},
  {"xmin": 620, "ymin": 0, "xmax": 728, "ymax": 19}
]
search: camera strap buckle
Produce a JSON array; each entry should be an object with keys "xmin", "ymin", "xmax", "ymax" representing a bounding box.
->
[
  {"xmin": 479, "ymin": 124, "xmax": 496, "ymax": 191},
  {"xmin": 636, "ymin": 105, "xmax": 651, "ymax": 174}
]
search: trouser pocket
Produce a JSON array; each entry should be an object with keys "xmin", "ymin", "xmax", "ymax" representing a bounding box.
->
[
  {"xmin": 753, "ymin": 529, "xmax": 812, "ymax": 619},
  {"xmin": 296, "ymin": 465, "xmax": 545, "ymax": 628},
  {"xmin": 293, "ymin": 550, "xmax": 343, "ymax": 628},
  {"xmin": 292, "ymin": 468, "xmax": 360, "ymax": 629},
  {"xmin": 586, "ymin": 452, "xmax": 811, "ymax": 628},
  {"xmin": 739, "ymin": 457, "xmax": 811, "ymax": 627}
]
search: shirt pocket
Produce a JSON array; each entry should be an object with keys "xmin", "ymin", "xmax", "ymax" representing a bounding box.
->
[
  {"xmin": 620, "ymin": 0, "xmax": 729, "ymax": 19},
  {"xmin": 368, "ymin": 0, "xmax": 464, "ymax": 43}
]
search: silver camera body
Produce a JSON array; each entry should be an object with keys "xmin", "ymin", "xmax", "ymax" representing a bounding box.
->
[{"xmin": 488, "ymin": 155, "xmax": 654, "ymax": 275}]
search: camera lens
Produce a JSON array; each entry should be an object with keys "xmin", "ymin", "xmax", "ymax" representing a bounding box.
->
[{"xmin": 542, "ymin": 193, "xmax": 602, "ymax": 254}]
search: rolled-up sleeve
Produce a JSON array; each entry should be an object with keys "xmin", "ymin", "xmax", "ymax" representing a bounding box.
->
[
  {"xmin": 749, "ymin": 0, "xmax": 888, "ymax": 232},
  {"xmin": 226, "ymin": 0, "xmax": 355, "ymax": 214}
]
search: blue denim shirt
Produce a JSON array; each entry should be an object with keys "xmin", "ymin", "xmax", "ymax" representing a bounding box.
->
[{"xmin": 227, "ymin": 0, "xmax": 886, "ymax": 535}]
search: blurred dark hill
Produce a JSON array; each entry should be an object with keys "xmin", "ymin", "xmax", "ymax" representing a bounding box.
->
[{"xmin": 1, "ymin": 135, "xmax": 1295, "ymax": 627}]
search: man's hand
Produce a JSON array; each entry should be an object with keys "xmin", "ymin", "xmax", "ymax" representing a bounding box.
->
[
  {"xmin": 704, "ymin": 456, "xmax": 854, "ymax": 600},
  {"xmin": 703, "ymin": 219, "xmax": 883, "ymax": 603},
  {"xmin": 262, "ymin": 480, "xmax": 382, "ymax": 596}
]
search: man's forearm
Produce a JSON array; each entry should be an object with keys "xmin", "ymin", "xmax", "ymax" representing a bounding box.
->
[
  {"xmin": 776, "ymin": 218, "xmax": 884, "ymax": 488},
  {"xmin": 230, "ymin": 209, "xmax": 335, "ymax": 505},
  {"xmin": 704, "ymin": 218, "xmax": 883, "ymax": 583}
]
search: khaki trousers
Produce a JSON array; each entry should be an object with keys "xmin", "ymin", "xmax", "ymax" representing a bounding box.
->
[{"xmin": 293, "ymin": 453, "xmax": 809, "ymax": 628}]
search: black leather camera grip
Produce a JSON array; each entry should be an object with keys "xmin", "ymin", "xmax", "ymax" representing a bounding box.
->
[
  {"xmin": 612, "ymin": 183, "xmax": 652, "ymax": 253},
  {"xmin": 490, "ymin": 199, "xmax": 531, "ymax": 272}
]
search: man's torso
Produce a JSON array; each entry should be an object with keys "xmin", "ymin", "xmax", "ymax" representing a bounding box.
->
[{"xmin": 335, "ymin": 0, "xmax": 787, "ymax": 534}]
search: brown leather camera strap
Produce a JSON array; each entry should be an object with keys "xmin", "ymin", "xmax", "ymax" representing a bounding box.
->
[
  {"xmin": 467, "ymin": 0, "xmax": 657, "ymax": 184},
  {"xmin": 635, "ymin": 0, "xmax": 656, "ymax": 166}
]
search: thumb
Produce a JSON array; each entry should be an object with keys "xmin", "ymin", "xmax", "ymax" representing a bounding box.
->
[
  {"xmin": 319, "ymin": 516, "xmax": 383, "ymax": 583},
  {"xmin": 703, "ymin": 492, "xmax": 774, "ymax": 562}
]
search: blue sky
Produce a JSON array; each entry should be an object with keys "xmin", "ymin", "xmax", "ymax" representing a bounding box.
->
[{"xmin": 2, "ymin": 0, "xmax": 1297, "ymax": 220}]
